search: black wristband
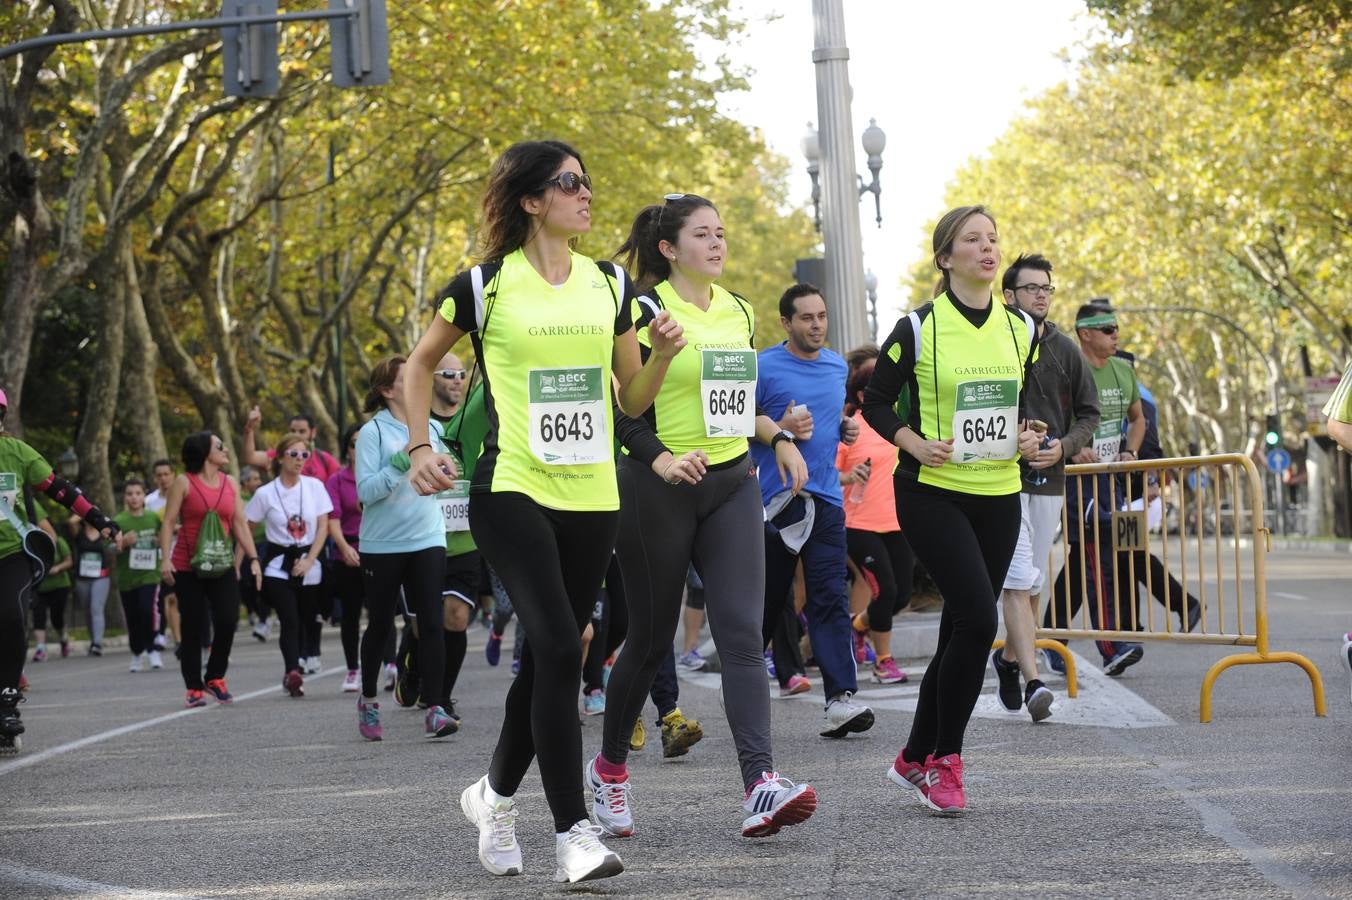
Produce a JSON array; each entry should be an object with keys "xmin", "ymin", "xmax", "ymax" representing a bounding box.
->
[
  {"xmin": 771, "ymin": 430, "xmax": 795, "ymax": 449},
  {"xmin": 408, "ymin": 443, "xmax": 432, "ymax": 455}
]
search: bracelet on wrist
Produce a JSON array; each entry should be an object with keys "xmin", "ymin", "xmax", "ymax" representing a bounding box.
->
[{"xmin": 408, "ymin": 443, "xmax": 432, "ymax": 455}]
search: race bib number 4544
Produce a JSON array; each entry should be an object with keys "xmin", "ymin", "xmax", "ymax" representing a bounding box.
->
[
  {"xmin": 951, "ymin": 379, "xmax": 1018, "ymax": 463},
  {"xmin": 527, "ymin": 367, "xmax": 611, "ymax": 466}
]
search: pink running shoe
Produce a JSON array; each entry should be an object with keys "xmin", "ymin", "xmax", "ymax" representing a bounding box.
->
[
  {"xmin": 871, "ymin": 657, "xmax": 908, "ymax": 684},
  {"xmin": 923, "ymin": 753, "xmax": 966, "ymax": 816},
  {"xmin": 779, "ymin": 674, "xmax": 811, "ymax": 697},
  {"xmin": 887, "ymin": 754, "xmax": 929, "ymax": 805},
  {"xmin": 357, "ymin": 696, "xmax": 382, "ymax": 741},
  {"xmin": 283, "ymin": 670, "xmax": 304, "ymax": 698},
  {"xmin": 852, "ymin": 629, "xmax": 870, "ymax": 664}
]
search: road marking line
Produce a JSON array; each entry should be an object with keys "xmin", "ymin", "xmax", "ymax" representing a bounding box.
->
[
  {"xmin": 678, "ymin": 650, "xmax": 1173, "ymax": 729},
  {"xmin": 0, "ymin": 860, "xmax": 200, "ymax": 898},
  {"xmin": 1270, "ymin": 591, "xmax": 1307, "ymax": 601},
  {"xmin": 0, "ymin": 668, "xmax": 342, "ymax": 778}
]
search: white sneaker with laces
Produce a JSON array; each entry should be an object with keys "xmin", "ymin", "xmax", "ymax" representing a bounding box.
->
[
  {"xmin": 741, "ymin": 771, "xmax": 818, "ymax": 837},
  {"xmin": 341, "ymin": 670, "xmax": 360, "ymax": 693},
  {"xmin": 129, "ymin": 652, "xmax": 144, "ymax": 673},
  {"xmin": 383, "ymin": 663, "xmax": 398, "ymax": 690},
  {"xmin": 820, "ymin": 691, "xmax": 875, "ymax": 738},
  {"xmin": 148, "ymin": 650, "xmax": 163, "ymax": 670},
  {"xmin": 252, "ymin": 621, "xmax": 269, "ymax": 641},
  {"xmin": 585, "ymin": 756, "xmax": 634, "ymax": 837},
  {"xmin": 460, "ymin": 775, "xmax": 522, "ymax": 876},
  {"xmin": 554, "ymin": 820, "xmax": 623, "ymax": 883}
]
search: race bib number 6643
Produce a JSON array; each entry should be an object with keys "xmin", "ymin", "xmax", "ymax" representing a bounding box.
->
[{"xmin": 527, "ymin": 367, "xmax": 611, "ymax": 465}]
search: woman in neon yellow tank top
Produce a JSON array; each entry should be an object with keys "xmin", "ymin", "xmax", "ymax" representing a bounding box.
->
[
  {"xmin": 862, "ymin": 205, "xmax": 1041, "ymax": 817},
  {"xmin": 586, "ymin": 194, "xmax": 816, "ymax": 843},
  {"xmin": 403, "ymin": 140, "xmax": 685, "ymax": 885}
]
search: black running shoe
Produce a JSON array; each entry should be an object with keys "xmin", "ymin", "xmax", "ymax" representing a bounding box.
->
[
  {"xmin": 1103, "ymin": 643, "xmax": 1144, "ymax": 676},
  {"xmin": 991, "ymin": 650, "xmax": 1022, "ymax": 711},
  {"xmin": 0, "ymin": 687, "xmax": 26, "ymax": 756}
]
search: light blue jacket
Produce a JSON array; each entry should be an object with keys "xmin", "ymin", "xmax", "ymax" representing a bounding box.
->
[{"xmin": 356, "ymin": 408, "xmax": 445, "ymax": 554}]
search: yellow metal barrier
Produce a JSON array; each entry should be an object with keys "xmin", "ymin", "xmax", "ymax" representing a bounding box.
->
[{"xmin": 1023, "ymin": 453, "xmax": 1325, "ymax": 723}]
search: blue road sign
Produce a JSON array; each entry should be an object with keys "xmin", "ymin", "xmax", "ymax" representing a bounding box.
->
[{"xmin": 1267, "ymin": 448, "xmax": 1291, "ymax": 472}]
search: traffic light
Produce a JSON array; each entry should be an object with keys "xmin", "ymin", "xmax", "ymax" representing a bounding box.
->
[
  {"xmin": 222, "ymin": 0, "xmax": 280, "ymax": 98},
  {"xmin": 329, "ymin": 0, "xmax": 389, "ymax": 88},
  {"xmin": 1264, "ymin": 414, "xmax": 1281, "ymax": 448}
]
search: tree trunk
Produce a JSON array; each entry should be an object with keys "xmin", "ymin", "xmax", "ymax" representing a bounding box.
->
[
  {"xmin": 75, "ymin": 239, "xmax": 129, "ymax": 511},
  {"xmin": 119, "ymin": 241, "xmax": 169, "ymax": 468}
]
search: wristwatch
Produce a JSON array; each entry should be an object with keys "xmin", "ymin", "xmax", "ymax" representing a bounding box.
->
[{"xmin": 770, "ymin": 430, "xmax": 796, "ymax": 449}]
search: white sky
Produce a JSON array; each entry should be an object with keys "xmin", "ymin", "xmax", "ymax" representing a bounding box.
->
[{"xmin": 716, "ymin": 1, "xmax": 1094, "ymax": 333}]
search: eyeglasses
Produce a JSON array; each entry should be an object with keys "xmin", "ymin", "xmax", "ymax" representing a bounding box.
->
[
  {"xmin": 541, "ymin": 171, "xmax": 591, "ymax": 196},
  {"xmin": 285, "ymin": 449, "xmax": 312, "ymax": 460},
  {"xmin": 1015, "ymin": 283, "xmax": 1056, "ymax": 296},
  {"xmin": 1096, "ymin": 326, "xmax": 1119, "ymax": 335},
  {"xmin": 435, "ymin": 369, "xmax": 467, "ymax": 381}
]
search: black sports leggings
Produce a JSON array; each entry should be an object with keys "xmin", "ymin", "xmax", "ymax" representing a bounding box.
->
[
  {"xmin": 1, "ymin": 553, "xmax": 33, "ymax": 691},
  {"xmin": 332, "ymin": 557, "xmax": 366, "ymax": 671},
  {"xmin": 846, "ymin": 529, "xmax": 915, "ymax": 633},
  {"xmin": 603, "ymin": 455, "xmax": 772, "ymax": 790},
  {"xmin": 894, "ymin": 479, "xmax": 1020, "ymax": 760},
  {"xmin": 174, "ymin": 570, "xmax": 240, "ymax": 690},
  {"xmin": 471, "ymin": 491, "xmax": 618, "ymax": 833},
  {"xmin": 359, "ymin": 547, "xmax": 445, "ymax": 698},
  {"xmin": 32, "ymin": 587, "xmax": 68, "ymax": 633},
  {"xmin": 263, "ymin": 577, "xmax": 319, "ymax": 675},
  {"xmin": 119, "ymin": 584, "xmax": 158, "ymax": 656}
]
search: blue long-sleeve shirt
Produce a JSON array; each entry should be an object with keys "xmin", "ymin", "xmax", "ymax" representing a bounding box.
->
[{"xmin": 356, "ymin": 408, "xmax": 445, "ymax": 554}]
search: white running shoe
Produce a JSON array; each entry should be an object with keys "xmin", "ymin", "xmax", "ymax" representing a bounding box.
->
[
  {"xmin": 1026, "ymin": 684, "xmax": 1054, "ymax": 722},
  {"xmin": 128, "ymin": 653, "xmax": 144, "ymax": 673},
  {"xmin": 460, "ymin": 775, "xmax": 522, "ymax": 877},
  {"xmin": 383, "ymin": 663, "xmax": 398, "ymax": 691},
  {"xmin": 585, "ymin": 756, "xmax": 634, "ymax": 837},
  {"xmin": 554, "ymin": 821, "xmax": 623, "ymax": 883},
  {"xmin": 148, "ymin": 650, "xmax": 163, "ymax": 670},
  {"xmin": 741, "ymin": 771, "xmax": 818, "ymax": 837},
  {"xmin": 820, "ymin": 691, "xmax": 875, "ymax": 738},
  {"xmin": 252, "ymin": 620, "xmax": 269, "ymax": 641},
  {"xmin": 341, "ymin": 669, "xmax": 360, "ymax": 693}
]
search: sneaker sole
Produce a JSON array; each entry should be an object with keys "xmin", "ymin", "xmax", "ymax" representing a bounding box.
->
[
  {"xmin": 426, "ymin": 721, "xmax": 460, "ymax": 739},
  {"xmin": 820, "ymin": 707, "xmax": 875, "ymax": 739},
  {"xmin": 1026, "ymin": 687, "xmax": 1054, "ymax": 722},
  {"xmin": 778, "ymin": 681, "xmax": 811, "ymax": 698},
  {"xmin": 741, "ymin": 784, "xmax": 817, "ymax": 837},
  {"xmin": 923, "ymin": 795, "xmax": 966, "ymax": 817},
  {"xmin": 1104, "ymin": 647, "xmax": 1144, "ymax": 677},
  {"xmin": 460, "ymin": 787, "xmax": 524, "ymax": 877},
  {"xmin": 554, "ymin": 852, "xmax": 623, "ymax": 883},
  {"xmin": 886, "ymin": 766, "xmax": 928, "ymax": 806},
  {"xmin": 871, "ymin": 671, "xmax": 908, "ymax": 684}
]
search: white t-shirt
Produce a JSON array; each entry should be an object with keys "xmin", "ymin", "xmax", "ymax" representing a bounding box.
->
[
  {"xmin": 244, "ymin": 475, "xmax": 333, "ymax": 586},
  {"xmin": 145, "ymin": 489, "xmax": 167, "ymax": 514}
]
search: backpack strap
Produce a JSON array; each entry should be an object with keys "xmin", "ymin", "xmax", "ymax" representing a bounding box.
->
[{"xmin": 728, "ymin": 291, "xmax": 755, "ymax": 346}]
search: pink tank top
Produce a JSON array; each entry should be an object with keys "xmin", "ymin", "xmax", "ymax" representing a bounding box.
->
[{"xmin": 171, "ymin": 473, "xmax": 236, "ymax": 571}]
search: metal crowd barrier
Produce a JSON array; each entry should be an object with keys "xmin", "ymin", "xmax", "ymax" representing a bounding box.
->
[{"xmin": 1023, "ymin": 453, "xmax": 1324, "ymax": 723}]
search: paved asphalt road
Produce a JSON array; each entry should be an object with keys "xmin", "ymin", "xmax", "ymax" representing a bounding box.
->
[{"xmin": 1, "ymin": 548, "xmax": 1348, "ymax": 898}]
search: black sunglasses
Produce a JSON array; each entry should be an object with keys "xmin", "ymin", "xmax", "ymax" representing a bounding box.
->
[
  {"xmin": 541, "ymin": 171, "xmax": 591, "ymax": 196},
  {"xmin": 1097, "ymin": 325, "xmax": 1119, "ymax": 335}
]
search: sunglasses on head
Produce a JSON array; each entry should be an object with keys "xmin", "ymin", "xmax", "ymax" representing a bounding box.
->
[
  {"xmin": 541, "ymin": 171, "xmax": 591, "ymax": 196},
  {"xmin": 1097, "ymin": 325, "xmax": 1119, "ymax": 335},
  {"xmin": 435, "ymin": 369, "xmax": 467, "ymax": 381},
  {"xmin": 285, "ymin": 449, "xmax": 312, "ymax": 460}
]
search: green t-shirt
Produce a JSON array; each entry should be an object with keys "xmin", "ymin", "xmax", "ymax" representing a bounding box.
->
[
  {"xmin": 1323, "ymin": 360, "xmax": 1352, "ymax": 424},
  {"xmin": 113, "ymin": 509, "xmax": 163, "ymax": 590},
  {"xmin": 39, "ymin": 535, "xmax": 72, "ymax": 592},
  {"xmin": 1088, "ymin": 357, "xmax": 1140, "ymax": 461},
  {"xmin": 0, "ymin": 435, "xmax": 53, "ymax": 560},
  {"xmin": 439, "ymin": 384, "xmax": 489, "ymax": 558},
  {"xmin": 242, "ymin": 492, "xmax": 268, "ymax": 545}
]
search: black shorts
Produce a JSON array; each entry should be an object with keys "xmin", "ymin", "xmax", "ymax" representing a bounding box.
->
[{"xmin": 443, "ymin": 550, "xmax": 481, "ymax": 607}]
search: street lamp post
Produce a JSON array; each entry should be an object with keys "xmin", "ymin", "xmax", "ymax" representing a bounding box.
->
[
  {"xmin": 864, "ymin": 269, "xmax": 878, "ymax": 342},
  {"xmin": 809, "ymin": 0, "xmax": 876, "ymax": 352}
]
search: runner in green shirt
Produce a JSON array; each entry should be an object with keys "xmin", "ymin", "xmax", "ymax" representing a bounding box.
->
[
  {"xmin": 31, "ymin": 535, "xmax": 73, "ymax": 662},
  {"xmin": 114, "ymin": 479, "xmax": 164, "ymax": 672}
]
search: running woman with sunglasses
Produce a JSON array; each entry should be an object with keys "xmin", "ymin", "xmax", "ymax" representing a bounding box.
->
[
  {"xmin": 245, "ymin": 435, "xmax": 332, "ymax": 697},
  {"xmin": 158, "ymin": 431, "xmax": 262, "ymax": 708},
  {"xmin": 0, "ymin": 387, "xmax": 118, "ymax": 753},
  {"xmin": 588, "ymin": 193, "xmax": 816, "ymax": 841},
  {"xmin": 353, "ymin": 357, "xmax": 457, "ymax": 741},
  {"xmin": 405, "ymin": 140, "xmax": 683, "ymax": 884},
  {"xmin": 862, "ymin": 205, "xmax": 1040, "ymax": 815}
]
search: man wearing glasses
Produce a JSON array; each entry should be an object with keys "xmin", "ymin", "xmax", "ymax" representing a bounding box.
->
[
  {"xmin": 430, "ymin": 353, "xmax": 469, "ymax": 423},
  {"xmin": 989, "ymin": 255, "xmax": 1099, "ymax": 720},
  {"xmin": 242, "ymin": 410, "xmax": 341, "ymax": 482}
]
